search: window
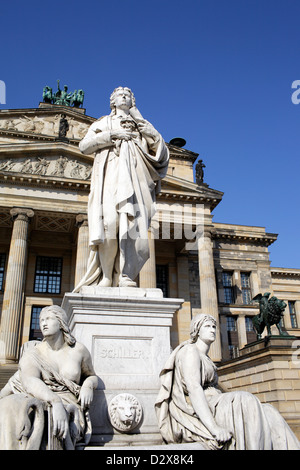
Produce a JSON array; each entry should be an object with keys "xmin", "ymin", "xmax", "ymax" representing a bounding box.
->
[
  {"xmin": 34, "ymin": 256, "xmax": 63, "ymax": 294},
  {"xmin": 245, "ymin": 316, "xmax": 257, "ymax": 343},
  {"xmin": 156, "ymin": 265, "xmax": 169, "ymax": 297},
  {"xmin": 222, "ymin": 272, "xmax": 235, "ymax": 304},
  {"xmin": 226, "ymin": 316, "xmax": 237, "ymax": 331},
  {"xmin": 288, "ymin": 301, "xmax": 298, "ymax": 328},
  {"xmin": 241, "ymin": 272, "xmax": 252, "ymax": 305},
  {"xmin": 0, "ymin": 253, "xmax": 6, "ymax": 291},
  {"xmin": 228, "ymin": 344, "xmax": 239, "ymax": 359},
  {"xmin": 226, "ymin": 316, "xmax": 239, "ymax": 358},
  {"xmin": 29, "ymin": 305, "xmax": 44, "ymax": 341}
]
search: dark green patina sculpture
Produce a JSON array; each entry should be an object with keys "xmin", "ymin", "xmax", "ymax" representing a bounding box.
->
[
  {"xmin": 252, "ymin": 292, "xmax": 289, "ymax": 339},
  {"xmin": 42, "ymin": 80, "xmax": 84, "ymax": 108}
]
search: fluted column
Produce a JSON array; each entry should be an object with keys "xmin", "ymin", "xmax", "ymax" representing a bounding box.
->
[
  {"xmin": 0, "ymin": 208, "xmax": 34, "ymax": 362},
  {"xmin": 74, "ymin": 214, "xmax": 89, "ymax": 287},
  {"xmin": 139, "ymin": 228, "xmax": 157, "ymax": 289},
  {"xmin": 198, "ymin": 228, "xmax": 222, "ymax": 362}
]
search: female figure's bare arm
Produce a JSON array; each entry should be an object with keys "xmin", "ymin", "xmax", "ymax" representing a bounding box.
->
[{"xmin": 78, "ymin": 343, "xmax": 98, "ymax": 410}]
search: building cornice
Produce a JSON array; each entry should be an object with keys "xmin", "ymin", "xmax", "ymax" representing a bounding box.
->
[
  {"xmin": 213, "ymin": 226, "xmax": 278, "ymax": 247},
  {"xmin": 271, "ymin": 267, "xmax": 300, "ymax": 277}
]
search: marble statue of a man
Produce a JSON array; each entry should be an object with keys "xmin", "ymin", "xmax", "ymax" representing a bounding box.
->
[{"xmin": 74, "ymin": 87, "xmax": 169, "ymax": 290}]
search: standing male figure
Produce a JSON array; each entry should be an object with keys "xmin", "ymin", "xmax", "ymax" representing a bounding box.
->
[{"xmin": 74, "ymin": 87, "xmax": 169, "ymax": 289}]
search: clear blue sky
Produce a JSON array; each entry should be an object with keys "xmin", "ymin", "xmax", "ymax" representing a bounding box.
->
[{"xmin": 1, "ymin": 0, "xmax": 299, "ymax": 268}]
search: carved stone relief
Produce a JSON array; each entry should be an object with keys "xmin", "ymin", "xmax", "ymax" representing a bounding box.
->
[
  {"xmin": 0, "ymin": 115, "xmax": 89, "ymax": 140},
  {"xmin": 108, "ymin": 394, "xmax": 143, "ymax": 433},
  {"xmin": 0, "ymin": 156, "xmax": 92, "ymax": 180}
]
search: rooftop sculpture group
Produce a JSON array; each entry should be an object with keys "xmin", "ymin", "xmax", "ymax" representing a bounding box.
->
[{"xmin": 43, "ymin": 80, "xmax": 84, "ymax": 108}]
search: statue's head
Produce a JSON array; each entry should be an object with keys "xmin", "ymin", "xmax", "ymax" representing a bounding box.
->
[
  {"xmin": 39, "ymin": 305, "xmax": 76, "ymax": 346},
  {"xmin": 190, "ymin": 313, "xmax": 217, "ymax": 343},
  {"xmin": 110, "ymin": 87, "xmax": 136, "ymax": 114}
]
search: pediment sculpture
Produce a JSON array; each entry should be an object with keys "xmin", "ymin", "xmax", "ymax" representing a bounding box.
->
[
  {"xmin": 0, "ymin": 156, "xmax": 92, "ymax": 180},
  {"xmin": 0, "ymin": 114, "xmax": 89, "ymax": 140}
]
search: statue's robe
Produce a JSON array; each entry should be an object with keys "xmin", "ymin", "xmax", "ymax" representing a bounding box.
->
[
  {"xmin": 73, "ymin": 114, "xmax": 169, "ymax": 290},
  {"xmin": 155, "ymin": 341, "xmax": 300, "ymax": 450}
]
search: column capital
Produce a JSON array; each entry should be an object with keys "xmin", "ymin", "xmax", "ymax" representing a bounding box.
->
[
  {"xmin": 203, "ymin": 226, "xmax": 216, "ymax": 239},
  {"xmin": 10, "ymin": 207, "xmax": 34, "ymax": 222},
  {"xmin": 75, "ymin": 213, "xmax": 88, "ymax": 227}
]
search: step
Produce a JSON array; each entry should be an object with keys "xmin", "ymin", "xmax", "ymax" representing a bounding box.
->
[{"xmin": 0, "ymin": 364, "xmax": 18, "ymax": 390}]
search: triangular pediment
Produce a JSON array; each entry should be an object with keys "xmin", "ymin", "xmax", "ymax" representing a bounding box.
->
[
  {"xmin": 166, "ymin": 143, "xmax": 199, "ymax": 163},
  {"xmin": 0, "ymin": 104, "xmax": 95, "ymax": 145},
  {"xmin": 160, "ymin": 174, "xmax": 223, "ymax": 210}
]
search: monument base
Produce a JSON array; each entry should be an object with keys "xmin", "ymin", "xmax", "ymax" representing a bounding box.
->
[
  {"xmin": 62, "ymin": 287, "xmax": 183, "ymax": 447},
  {"xmin": 217, "ymin": 336, "xmax": 300, "ymax": 440}
]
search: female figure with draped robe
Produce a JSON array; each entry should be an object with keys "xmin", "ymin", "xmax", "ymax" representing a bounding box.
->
[
  {"xmin": 155, "ymin": 313, "xmax": 300, "ymax": 450},
  {"xmin": 0, "ymin": 305, "xmax": 98, "ymax": 450}
]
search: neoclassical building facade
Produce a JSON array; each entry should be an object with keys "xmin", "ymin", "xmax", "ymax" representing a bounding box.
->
[{"xmin": 0, "ymin": 101, "xmax": 299, "ymax": 364}]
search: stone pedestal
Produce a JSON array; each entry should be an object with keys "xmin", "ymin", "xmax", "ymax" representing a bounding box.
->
[
  {"xmin": 62, "ymin": 287, "xmax": 183, "ymax": 447},
  {"xmin": 217, "ymin": 336, "xmax": 300, "ymax": 440}
]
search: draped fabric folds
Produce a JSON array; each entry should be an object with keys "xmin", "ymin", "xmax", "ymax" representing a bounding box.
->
[
  {"xmin": 155, "ymin": 341, "xmax": 300, "ymax": 450},
  {"xmin": 73, "ymin": 114, "xmax": 169, "ymax": 291},
  {"xmin": 0, "ymin": 348, "xmax": 92, "ymax": 450}
]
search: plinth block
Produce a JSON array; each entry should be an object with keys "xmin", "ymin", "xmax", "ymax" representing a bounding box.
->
[{"xmin": 62, "ymin": 287, "xmax": 183, "ymax": 446}]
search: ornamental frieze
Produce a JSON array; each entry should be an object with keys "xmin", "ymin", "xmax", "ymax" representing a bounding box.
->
[
  {"xmin": 0, "ymin": 115, "xmax": 89, "ymax": 140},
  {"xmin": 0, "ymin": 156, "xmax": 92, "ymax": 180}
]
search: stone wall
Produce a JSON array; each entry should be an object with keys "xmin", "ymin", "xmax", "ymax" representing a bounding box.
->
[{"xmin": 217, "ymin": 337, "xmax": 300, "ymax": 439}]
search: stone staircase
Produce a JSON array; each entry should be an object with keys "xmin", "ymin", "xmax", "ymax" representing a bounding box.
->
[{"xmin": 0, "ymin": 363, "xmax": 18, "ymax": 390}]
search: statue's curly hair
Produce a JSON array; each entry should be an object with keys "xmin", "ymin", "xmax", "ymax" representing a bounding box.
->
[{"xmin": 109, "ymin": 87, "xmax": 136, "ymax": 115}]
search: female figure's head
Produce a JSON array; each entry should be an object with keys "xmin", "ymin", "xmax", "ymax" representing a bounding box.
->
[
  {"xmin": 39, "ymin": 305, "xmax": 76, "ymax": 346},
  {"xmin": 190, "ymin": 314, "xmax": 217, "ymax": 345}
]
